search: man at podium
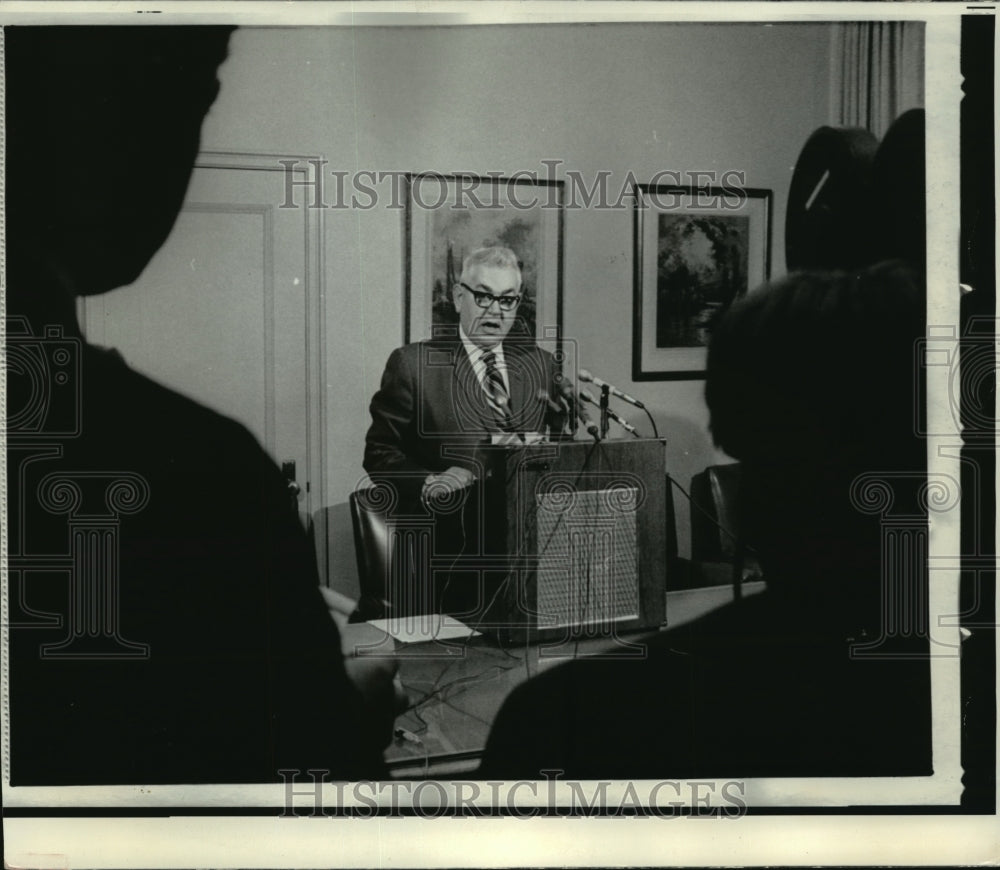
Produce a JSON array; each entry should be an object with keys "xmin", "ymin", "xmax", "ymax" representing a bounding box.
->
[
  {"xmin": 365, "ymin": 245, "xmax": 565, "ymax": 497},
  {"xmin": 363, "ymin": 246, "xmax": 566, "ymax": 617}
]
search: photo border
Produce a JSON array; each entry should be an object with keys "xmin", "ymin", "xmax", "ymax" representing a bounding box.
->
[{"xmin": 1, "ymin": 3, "xmax": 993, "ymax": 868}]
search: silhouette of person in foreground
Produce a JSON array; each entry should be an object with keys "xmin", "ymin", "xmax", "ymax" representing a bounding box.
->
[
  {"xmin": 7, "ymin": 26, "xmax": 392, "ymax": 784},
  {"xmin": 479, "ymin": 261, "xmax": 931, "ymax": 779}
]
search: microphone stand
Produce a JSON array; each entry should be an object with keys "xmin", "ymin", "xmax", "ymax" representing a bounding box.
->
[
  {"xmin": 562, "ymin": 397, "xmax": 577, "ymax": 439},
  {"xmin": 599, "ymin": 383, "xmax": 611, "ymax": 441}
]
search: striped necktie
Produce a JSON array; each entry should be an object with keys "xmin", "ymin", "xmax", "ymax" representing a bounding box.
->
[{"xmin": 481, "ymin": 350, "xmax": 514, "ymax": 431}]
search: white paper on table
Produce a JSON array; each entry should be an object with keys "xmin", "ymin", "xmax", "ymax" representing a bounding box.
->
[
  {"xmin": 366, "ymin": 614, "xmax": 481, "ymax": 643},
  {"xmin": 489, "ymin": 432, "xmax": 521, "ymax": 446},
  {"xmin": 489, "ymin": 431, "xmax": 545, "ymax": 446}
]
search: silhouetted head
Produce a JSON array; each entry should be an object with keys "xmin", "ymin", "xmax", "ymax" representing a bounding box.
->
[
  {"xmin": 706, "ymin": 262, "xmax": 926, "ymax": 629},
  {"xmin": 707, "ymin": 261, "xmax": 924, "ymax": 467},
  {"xmin": 6, "ymin": 26, "xmax": 234, "ymax": 320}
]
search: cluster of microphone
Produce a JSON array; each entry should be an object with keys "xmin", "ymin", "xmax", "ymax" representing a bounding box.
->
[{"xmin": 538, "ymin": 369, "xmax": 645, "ymax": 441}]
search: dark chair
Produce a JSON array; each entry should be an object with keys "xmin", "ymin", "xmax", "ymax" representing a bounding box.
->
[
  {"xmin": 347, "ymin": 490, "xmax": 392, "ymax": 621},
  {"xmin": 691, "ymin": 463, "xmax": 743, "ymax": 561},
  {"xmin": 690, "ymin": 463, "xmax": 760, "ymax": 598},
  {"xmin": 348, "ymin": 489, "xmax": 439, "ymax": 621}
]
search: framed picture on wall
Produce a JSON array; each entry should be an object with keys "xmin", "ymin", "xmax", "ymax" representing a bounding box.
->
[
  {"xmin": 632, "ymin": 183, "xmax": 772, "ymax": 380},
  {"xmin": 404, "ymin": 173, "xmax": 564, "ymax": 345}
]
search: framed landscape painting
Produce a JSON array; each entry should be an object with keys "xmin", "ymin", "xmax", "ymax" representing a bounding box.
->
[{"xmin": 632, "ymin": 184, "xmax": 772, "ymax": 380}]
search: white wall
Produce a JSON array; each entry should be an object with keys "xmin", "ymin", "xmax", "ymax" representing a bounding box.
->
[{"xmin": 199, "ymin": 23, "xmax": 834, "ymax": 590}]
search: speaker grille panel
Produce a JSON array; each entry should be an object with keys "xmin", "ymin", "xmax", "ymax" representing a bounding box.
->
[{"xmin": 535, "ymin": 487, "xmax": 640, "ymax": 629}]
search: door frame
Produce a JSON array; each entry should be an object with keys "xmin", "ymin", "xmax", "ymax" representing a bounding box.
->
[{"xmin": 78, "ymin": 150, "xmax": 327, "ymax": 518}]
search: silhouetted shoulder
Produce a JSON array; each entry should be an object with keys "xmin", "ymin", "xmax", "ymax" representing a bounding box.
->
[{"xmin": 9, "ymin": 345, "xmax": 384, "ymax": 785}]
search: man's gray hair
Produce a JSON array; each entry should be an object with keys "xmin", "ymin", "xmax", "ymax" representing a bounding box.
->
[{"xmin": 459, "ymin": 246, "xmax": 522, "ymax": 286}]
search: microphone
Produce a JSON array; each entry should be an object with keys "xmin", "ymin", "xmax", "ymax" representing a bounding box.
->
[
  {"xmin": 579, "ymin": 389, "xmax": 638, "ymax": 436},
  {"xmin": 578, "ymin": 369, "xmax": 646, "ymax": 409},
  {"xmin": 560, "ymin": 381, "xmax": 600, "ymax": 441},
  {"xmin": 536, "ymin": 389, "xmax": 562, "ymax": 414},
  {"xmin": 538, "ymin": 389, "xmax": 576, "ymax": 437}
]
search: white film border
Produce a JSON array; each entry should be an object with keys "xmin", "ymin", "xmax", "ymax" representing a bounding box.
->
[{"xmin": 1, "ymin": 2, "xmax": 993, "ymax": 868}]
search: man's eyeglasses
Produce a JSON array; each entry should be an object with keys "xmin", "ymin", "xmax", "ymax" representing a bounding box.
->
[{"xmin": 460, "ymin": 282, "xmax": 522, "ymax": 312}]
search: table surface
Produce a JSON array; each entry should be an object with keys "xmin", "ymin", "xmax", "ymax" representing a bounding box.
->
[
  {"xmin": 381, "ymin": 580, "xmax": 764, "ymax": 778},
  {"xmin": 385, "ymin": 633, "xmax": 634, "ymax": 777}
]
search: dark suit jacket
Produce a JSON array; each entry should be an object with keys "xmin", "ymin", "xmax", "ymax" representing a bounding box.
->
[
  {"xmin": 364, "ymin": 334, "xmax": 564, "ymax": 483},
  {"xmin": 361, "ymin": 334, "xmax": 564, "ymax": 618}
]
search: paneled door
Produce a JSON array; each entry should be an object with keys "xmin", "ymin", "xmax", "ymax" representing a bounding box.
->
[{"xmin": 79, "ymin": 151, "xmax": 325, "ymax": 519}]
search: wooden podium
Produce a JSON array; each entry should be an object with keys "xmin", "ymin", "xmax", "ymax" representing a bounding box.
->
[{"xmin": 475, "ymin": 438, "xmax": 668, "ymax": 644}]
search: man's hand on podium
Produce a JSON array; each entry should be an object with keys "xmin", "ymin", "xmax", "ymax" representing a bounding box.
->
[{"xmin": 421, "ymin": 465, "xmax": 475, "ymax": 505}]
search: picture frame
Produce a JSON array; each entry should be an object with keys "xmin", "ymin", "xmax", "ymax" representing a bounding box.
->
[
  {"xmin": 404, "ymin": 173, "xmax": 564, "ymax": 345},
  {"xmin": 632, "ymin": 183, "xmax": 772, "ymax": 380}
]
